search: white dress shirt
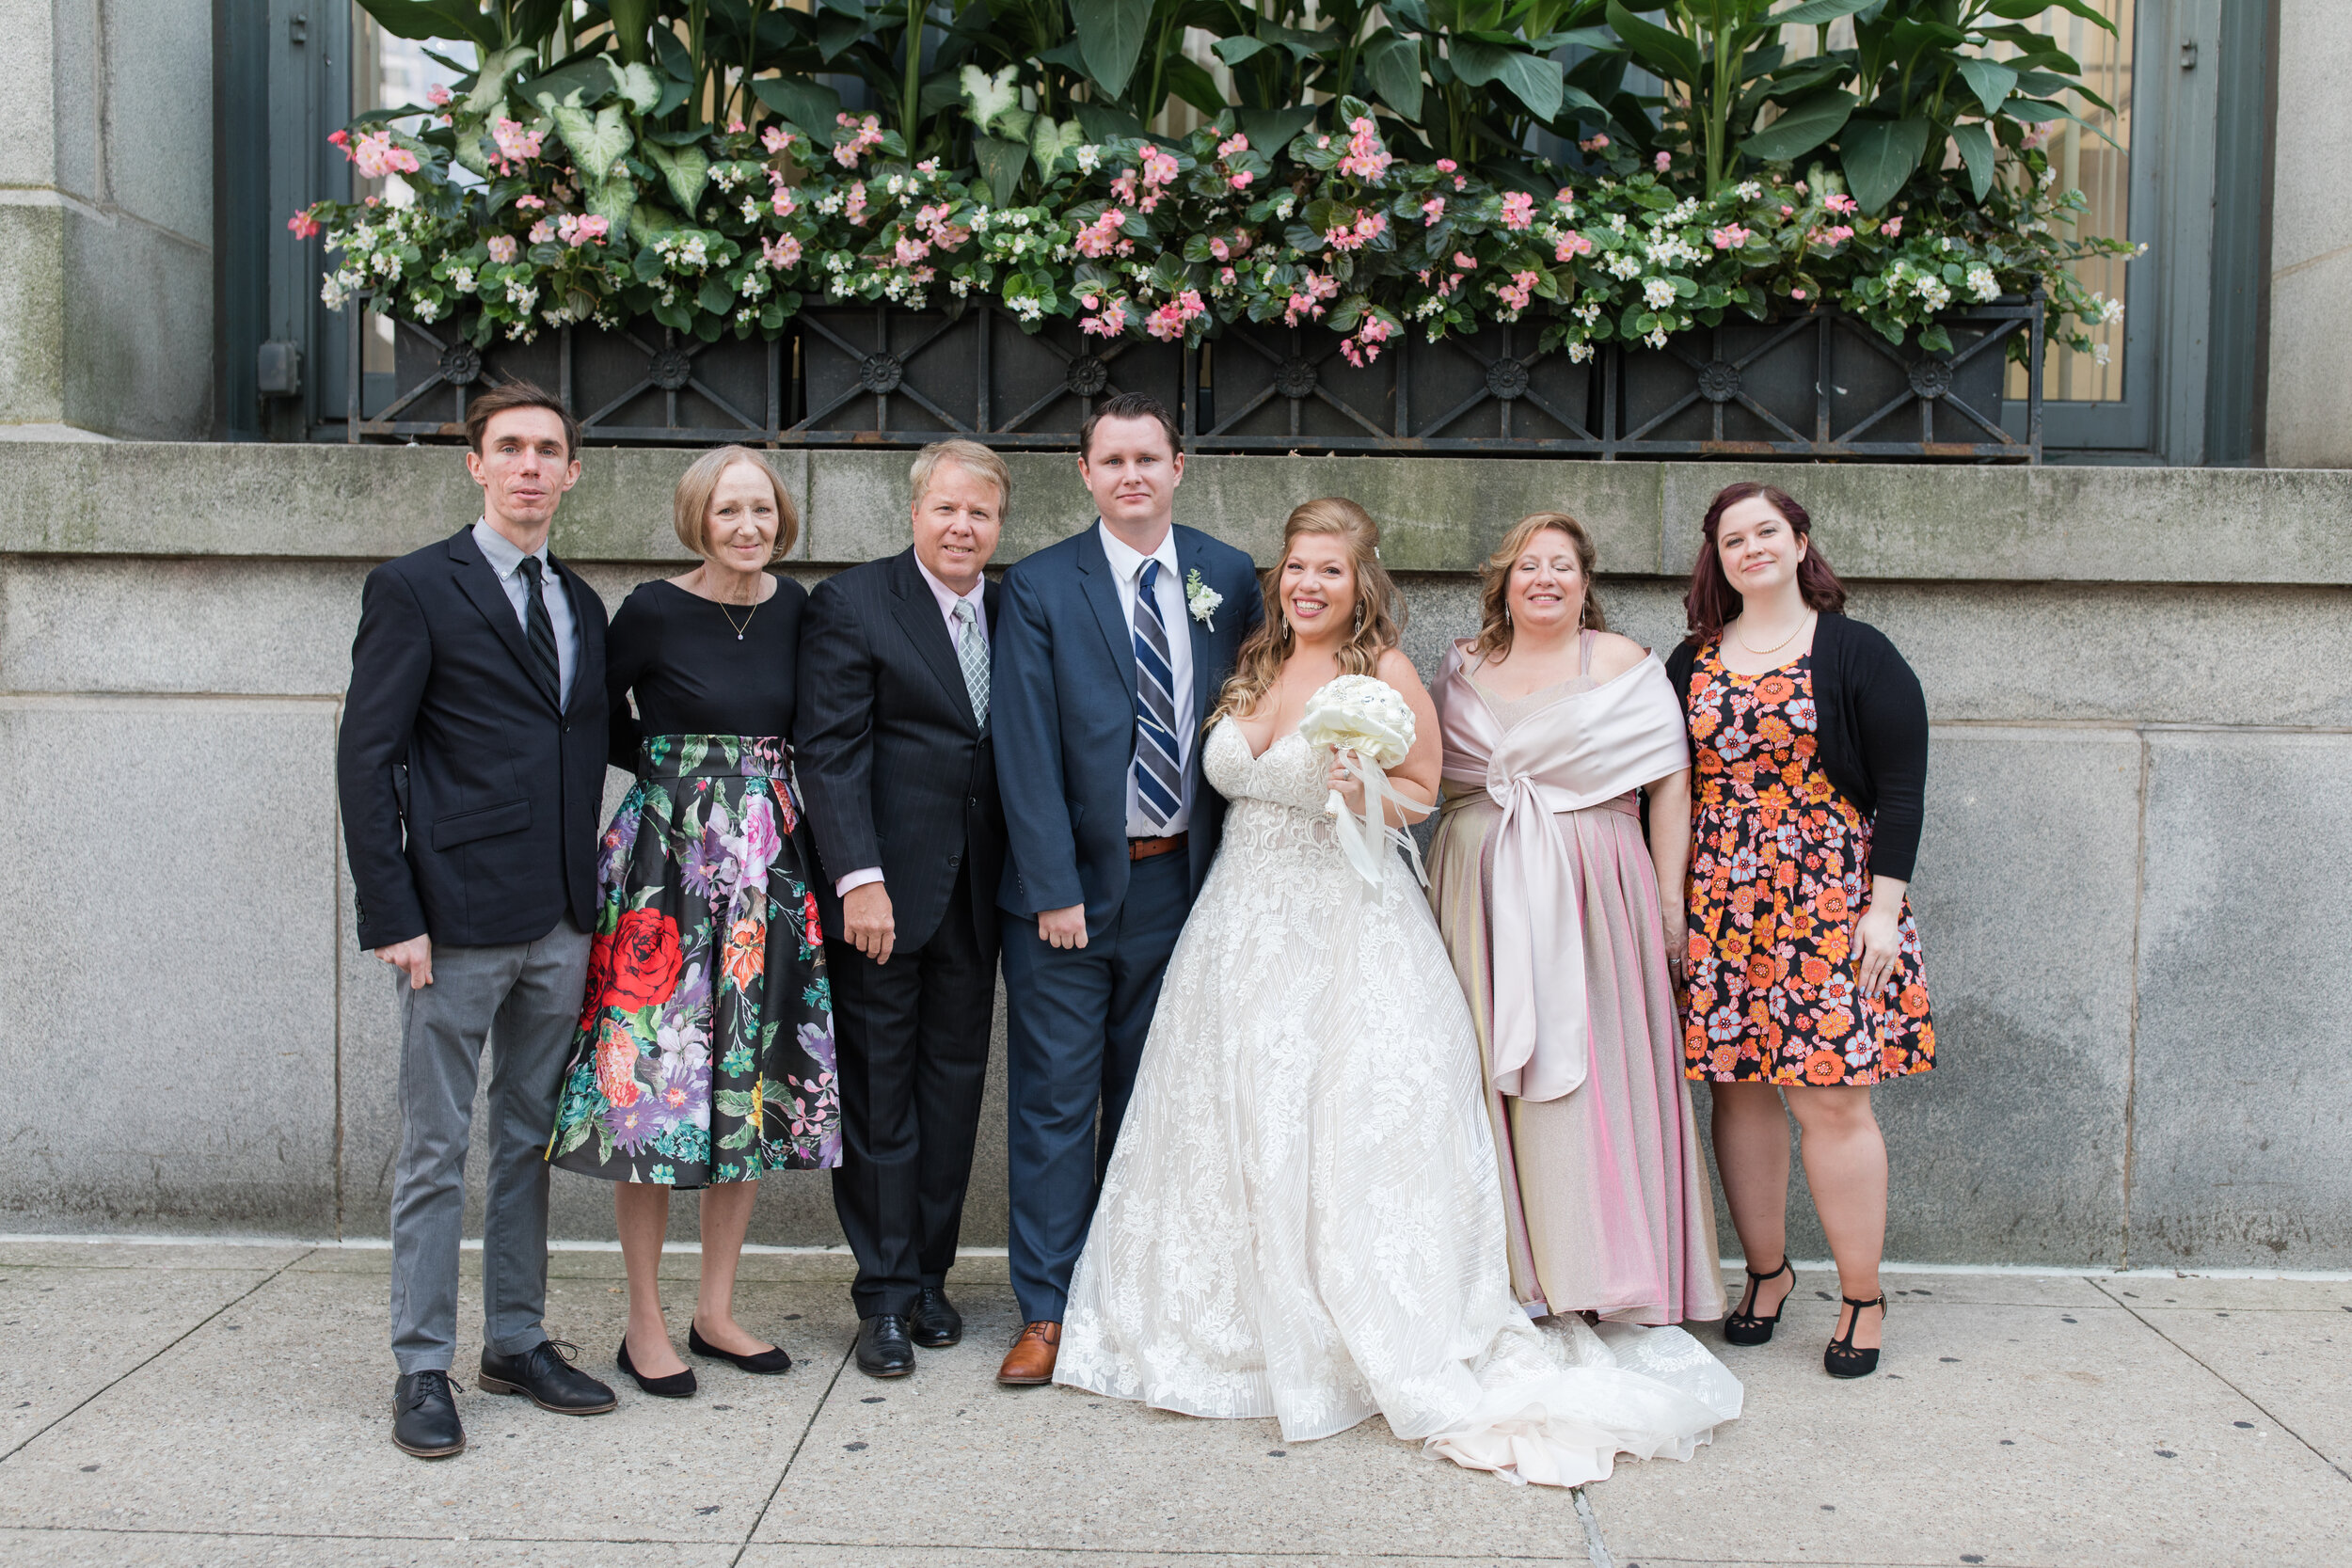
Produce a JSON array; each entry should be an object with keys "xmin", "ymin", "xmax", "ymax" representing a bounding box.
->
[
  {"xmin": 834, "ymin": 554, "xmax": 992, "ymax": 898},
  {"xmin": 471, "ymin": 516, "xmax": 579, "ymax": 708},
  {"xmin": 1097, "ymin": 518, "xmax": 1193, "ymax": 837}
]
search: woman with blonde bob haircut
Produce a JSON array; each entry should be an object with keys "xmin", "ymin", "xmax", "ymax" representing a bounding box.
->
[
  {"xmin": 1425, "ymin": 512, "xmax": 1727, "ymax": 1330},
  {"xmin": 1057, "ymin": 498, "xmax": 1740, "ymax": 1490},
  {"xmin": 547, "ymin": 444, "xmax": 838, "ymax": 1400}
]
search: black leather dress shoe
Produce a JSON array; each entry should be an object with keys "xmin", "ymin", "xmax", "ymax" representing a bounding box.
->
[
  {"xmin": 617, "ymin": 1337, "xmax": 697, "ymax": 1398},
  {"xmin": 854, "ymin": 1314, "xmax": 916, "ymax": 1377},
  {"xmin": 391, "ymin": 1370, "xmax": 465, "ymax": 1459},
  {"xmin": 910, "ymin": 1286, "xmax": 962, "ymax": 1348},
  {"xmin": 689, "ymin": 1321, "xmax": 791, "ymax": 1374},
  {"xmin": 478, "ymin": 1338, "xmax": 619, "ymax": 1415}
]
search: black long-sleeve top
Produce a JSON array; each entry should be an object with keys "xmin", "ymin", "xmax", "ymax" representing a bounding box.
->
[
  {"xmin": 605, "ymin": 577, "xmax": 807, "ymax": 770},
  {"xmin": 1665, "ymin": 611, "xmax": 1930, "ymax": 881}
]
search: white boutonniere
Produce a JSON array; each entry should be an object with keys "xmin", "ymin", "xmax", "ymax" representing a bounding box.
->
[{"xmin": 1185, "ymin": 567, "xmax": 1222, "ymax": 630}]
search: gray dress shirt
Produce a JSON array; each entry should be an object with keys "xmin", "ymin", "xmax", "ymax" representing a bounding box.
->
[{"xmin": 471, "ymin": 517, "xmax": 580, "ymax": 707}]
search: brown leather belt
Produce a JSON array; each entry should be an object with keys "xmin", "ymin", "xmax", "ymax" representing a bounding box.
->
[{"xmin": 1128, "ymin": 832, "xmax": 1188, "ymax": 862}]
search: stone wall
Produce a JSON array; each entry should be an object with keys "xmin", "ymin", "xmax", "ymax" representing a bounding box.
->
[
  {"xmin": 0, "ymin": 0, "xmax": 214, "ymax": 440},
  {"xmin": 1, "ymin": 443, "xmax": 2345, "ymax": 1269},
  {"xmin": 2265, "ymin": 0, "xmax": 2352, "ymax": 467}
]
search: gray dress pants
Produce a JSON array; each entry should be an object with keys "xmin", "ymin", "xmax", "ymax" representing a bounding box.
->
[{"xmin": 389, "ymin": 918, "xmax": 592, "ymax": 1374}]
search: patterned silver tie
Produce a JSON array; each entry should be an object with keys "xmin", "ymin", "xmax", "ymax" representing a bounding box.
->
[
  {"xmin": 953, "ymin": 598, "xmax": 990, "ymax": 728},
  {"xmin": 1131, "ymin": 560, "xmax": 1182, "ymax": 828}
]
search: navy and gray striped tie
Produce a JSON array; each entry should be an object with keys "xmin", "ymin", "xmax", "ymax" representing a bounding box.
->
[{"xmin": 1131, "ymin": 559, "xmax": 1183, "ymax": 829}]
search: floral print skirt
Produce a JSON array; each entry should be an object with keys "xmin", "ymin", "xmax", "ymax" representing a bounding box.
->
[{"xmin": 548, "ymin": 735, "xmax": 839, "ymax": 1186}]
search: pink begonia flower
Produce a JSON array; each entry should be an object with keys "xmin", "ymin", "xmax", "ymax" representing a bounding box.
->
[
  {"xmin": 1453, "ymin": 174, "xmax": 1466, "ymax": 191},
  {"xmin": 1110, "ymin": 169, "xmax": 1139, "ymax": 205},
  {"xmin": 1216, "ymin": 133, "xmax": 1248, "ymax": 158},
  {"xmin": 1791, "ymin": 287, "xmax": 1807, "ymax": 299},
  {"xmin": 763, "ymin": 234, "xmax": 801, "ymax": 270},
  {"xmin": 1495, "ymin": 270, "xmax": 1538, "ymax": 312},
  {"xmin": 1555, "ymin": 232, "xmax": 1595, "ymax": 261},
  {"xmin": 1781, "ymin": 205, "xmax": 1794, "ymax": 216},
  {"xmin": 1883, "ymin": 216, "xmax": 1903, "ymax": 238},
  {"xmin": 1557, "ymin": 186, "xmax": 1576, "ymax": 203},
  {"xmin": 489, "ymin": 119, "xmax": 541, "ymax": 167},
  {"xmin": 1824, "ymin": 192, "xmax": 1857, "ymax": 214},
  {"xmin": 486, "ymin": 235, "xmax": 518, "ymax": 264},
  {"xmin": 516, "ymin": 195, "xmax": 546, "ymax": 211},
  {"xmin": 1144, "ymin": 288, "xmax": 1208, "ymax": 342},
  {"xmin": 1579, "ymin": 135, "xmax": 1609, "ymax": 152},
  {"xmin": 763, "ymin": 126, "xmax": 795, "ymax": 155},
  {"xmin": 727, "ymin": 119, "xmax": 746, "ymax": 135},
  {"xmin": 558, "ymin": 214, "xmax": 610, "ymax": 247},
  {"xmin": 1209, "ymin": 236, "xmax": 1231, "ymax": 261},
  {"xmin": 1075, "ymin": 210, "xmax": 1125, "ymax": 258},
  {"xmin": 1454, "ymin": 251, "xmax": 1476, "ymax": 270},
  {"xmin": 353, "ymin": 130, "xmax": 421, "ymax": 180},
  {"xmin": 1711, "ymin": 224, "xmax": 1752, "ymax": 250},
  {"xmin": 1338, "ymin": 117, "xmax": 1392, "ymax": 182},
  {"xmin": 1219, "ymin": 265, "xmax": 1237, "ymax": 285},
  {"xmin": 426, "ymin": 84, "xmax": 453, "ymax": 107},
  {"xmin": 1141, "ymin": 146, "xmax": 1181, "ymax": 186},
  {"xmin": 1499, "ymin": 191, "xmax": 1535, "ymax": 230},
  {"xmin": 1230, "ymin": 171, "xmax": 1253, "ymax": 190},
  {"xmin": 833, "ymin": 113, "xmax": 884, "ymax": 168},
  {"xmin": 1341, "ymin": 313, "xmax": 1397, "ymax": 370},
  {"xmin": 1793, "ymin": 181, "xmax": 1807, "ymax": 195},
  {"xmin": 1316, "ymin": 135, "xmax": 1330, "ymax": 149},
  {"xmin": 1081, "ymin": 301, "xmax": 1130, "ymax": 338},
  {"xmin": 527, "ymin": 219, "xmax": 554, "ymax": 245},
  {"xmin": 844, "ymin": 181, "xmax": 868, "ymax": 224},
  {"xmin": 1422, "ymin": 196, "xmax": 1445, "ymax": 226},
  {"xmin": 328, "ymin": 129, "xmax": 350, "ymax": 150},
  {"xmin": 767, "ymin": 169, "xmax": 799, "ymax": 217},
  {"xmin": 895, "ymin": 236, "xmax": 930, "ymax": 267},
  {"xmin": 1436, "ymin": 158, "xmax": 1458, "ymax": 173},
  {"xmin": 287, "ymin": 209, "xmax": 320, "ymax": 239},
  {"xmin": 1655, "ymin": 151, "xmax": 1672, "ymax": 172}
]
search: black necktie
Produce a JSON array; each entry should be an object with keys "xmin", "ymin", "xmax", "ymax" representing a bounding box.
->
[{"xmin": 516, "ymin": 555, "xmax": 562, "ymax": 705}]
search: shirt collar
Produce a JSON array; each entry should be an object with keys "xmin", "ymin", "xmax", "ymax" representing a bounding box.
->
[
  {"xmin": 912, "ymin": 551, "xmax": 986, "ymax": 615},
  {"xmin": 1095, "ymin": 518, "xmax": 1178, "ymax": 586},
  {"xmin": 472, "ymin": 516, "xmax": 549, "ymax": 578}
]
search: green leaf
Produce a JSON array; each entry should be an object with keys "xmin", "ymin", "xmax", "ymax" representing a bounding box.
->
[
  {"xmin": 751, "ymin": 75, "xmax": 843, "ymax": 137},
  {"xmin": 1164, "ymin": 55, "xmax": 1228, "ymax": 119},
  {"xmin": 974, "ymin": 134, "xmax": 1030, "ymax": 207},
  {"xmin": 1840, "ymin": 117, "xmax": 1932, "ymax": 212},
  {"xmin": 551, "ymin": 102, "xmax": 632, "ymax": 183},
  {"xmin": 1031, "ymin": 117, "xmax": 1087, "ymax": 182},
  {"xmin": 356, "ymin": 0, "xmax": 501, "ymax": 50},
  {"xmin": 1365, "ymin": 34, "xmax": 1423, "ymax": 121},
  {"xmin": 612, "ymin": 61, "xmax": 664, "ymax": 116},
  {"xmin": 644, "ymin": 141, "xmax": 710, "ymax": 215},
  {"xmin": 1987, "ymin": 0, "xmax": 2118, "ymax": 34},
  {"xmin": 714, "ymin": 1089, "xmax": 759, "ymax": 1117},
  {"xmin": 960, "ymin": 63, "xmax": 1026, "ymax": 139},
  {"xmin": 696, "ymin": 274, "xmax": 731, "ymax": 316},
  {"xmin": 1769, "ymin": 0, "xmax": 1876, "ymax": 24},
  {"xmin": 1604, "ymin": 1, "xmax": 1702, "ymax": 85},
  {"xmin": 1234, "ymin": 104, "xmax": 1317, "ymax": 151},
  {"xmin": 459, "ymin": 44, "xmax": 533, "ymax": 119},
  {"xmin": 1953, "ymin": 57, "xmax": 2018, "ymax": 119},
  {"xmin": 1072, "ymin": 0, "xmax": 1153, "ymax": 103},
  {"xmin": 2007, "ymin": 98, "xmax": 2120, "ymax": 147},
  {"xmin": 1949, "ymin": 119, "xmax": 1997, "ymax": 202},
  {"xmin": 1072, "ymin": 102, "xmax": 1145, "ymax": 142},
  {"xmin": 1212, "ymin": 36, "xmax": 1272, "ymax": 67},
  {"xmin": 1739, "ymin": 89, "xmax": 1853, "ymax": 162},
  {"xmin": 1450, "ymin": 41, "xmax": 1563, "ymax": 122},
  {"xmin": 519, "ymin": 57, "xmax": 621, "ymax": 116}
]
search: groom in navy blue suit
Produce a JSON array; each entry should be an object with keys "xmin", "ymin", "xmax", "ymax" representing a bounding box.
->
[{"xmin": 989, "ymin": 392, "xmax": 1262, "ymax": 1384}]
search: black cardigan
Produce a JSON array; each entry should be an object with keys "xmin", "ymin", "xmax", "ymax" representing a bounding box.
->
[{"xmin": 1665, "ymin": 612, "xmax": 1930, "ymax": 882}]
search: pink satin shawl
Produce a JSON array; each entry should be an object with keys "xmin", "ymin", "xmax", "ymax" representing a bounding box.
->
[{"xmin": 1435, "ymin": 638, "xmax": 1692, "ymax": 1101}]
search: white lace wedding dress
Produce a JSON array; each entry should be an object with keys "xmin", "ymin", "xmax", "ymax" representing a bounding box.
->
[{"xmin": 1055, "ymin": 718, "xmax": 1743, "ymax": 1486}]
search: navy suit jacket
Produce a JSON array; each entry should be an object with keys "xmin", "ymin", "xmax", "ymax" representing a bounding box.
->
[
  {"xmin": 336, "ymin": 525, "xmax": 610, "ymax": 951},
  {"xmin": 993, "ymin": 521, "xmax": 1262, "ymax": 934}
]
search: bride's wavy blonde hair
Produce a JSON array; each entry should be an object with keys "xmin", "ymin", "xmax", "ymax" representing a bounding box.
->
[{"xmin": 1211, "ymin": 497, "xmax": 1405, "ymax": 724}]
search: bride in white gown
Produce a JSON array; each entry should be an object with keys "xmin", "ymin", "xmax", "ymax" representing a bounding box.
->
[{"xmin": 1055, "ymin": 498, "xmax": 1741, "ymax": 1487}]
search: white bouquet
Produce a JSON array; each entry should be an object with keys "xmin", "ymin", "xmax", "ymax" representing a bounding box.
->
[{"xmin": 1298, "ymin": 675, "xmax": 1426, "ymax": 888}]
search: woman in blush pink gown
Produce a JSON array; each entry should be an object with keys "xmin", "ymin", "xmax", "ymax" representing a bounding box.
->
[{"xmin": 1426, "ymin": 513, "xmax": 1726, "ymax": 1328}]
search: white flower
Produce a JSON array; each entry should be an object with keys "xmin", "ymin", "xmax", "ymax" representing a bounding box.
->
[
  {"xmin": 1643, "ymin": 326, "xmax": 1669, "ymax": 348},
  {"xmin": 1735, "ymin": 180, "xmax": 1763, "ymax": 200},
  {"xmin": 740, "ymin": 197, "xmax": 759, "ymax": 223},
  {"xmin": 2093, "ymin": 341, "xmax": 2111, "ymax": 366},
  {"xmin": 1642, "ymin": 276, "xmax": 1677, "ymax": 309},
  {"xmin": 1567, "ymin": 340, "xmax": 1594, "ymax": 363},
  {"xmin": 1965, "ymin": 264, "xmax": 1999, "ymax": 303},
  {"xmin": 1606, "ymin": 251, "xmax": 1643, "ymax": 280},
  {"xmin": 2096, "ymin": 293, "xmax": 2124, "ymax": 325},
  {"xmin": 1184, "ymin": 567, "xmax": 1222, "ymax": 630},
  {"xmin": 1075, "ymin": 144, "xmax": 1102, "ymax": 173},
  {"xmin": 451, "ymin": 265, "xmax": 477, "ymax": 294}
]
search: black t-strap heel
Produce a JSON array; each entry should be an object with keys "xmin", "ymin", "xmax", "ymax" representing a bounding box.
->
[
  {"xmin": 1824, "ymin": 1294, "xmax": 1886, "ymax": 1379},
  {"xmin": 1723, "ymin": 1258, "xmax": 1793, "ymax": 1346}
]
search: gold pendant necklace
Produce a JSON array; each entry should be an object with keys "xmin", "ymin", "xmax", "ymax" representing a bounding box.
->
[{"xmin": 719, "ymin": 596, "xmax": 757, "ymax": 641}]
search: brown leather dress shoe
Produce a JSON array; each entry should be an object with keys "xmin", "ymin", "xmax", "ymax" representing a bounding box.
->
[{"xmin": 996, "ymin": 1321, "xmax": 1061, "ymax": 1386}]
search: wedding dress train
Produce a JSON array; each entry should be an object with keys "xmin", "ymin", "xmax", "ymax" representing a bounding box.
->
[{"xmin": 1055, "ymin": 718, "xmax": 1741, "ymax": 1486}]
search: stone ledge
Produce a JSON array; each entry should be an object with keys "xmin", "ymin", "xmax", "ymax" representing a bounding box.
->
[{"xmin": 0, "ymin": 441, "xmax": 2346, "ymax": 583}]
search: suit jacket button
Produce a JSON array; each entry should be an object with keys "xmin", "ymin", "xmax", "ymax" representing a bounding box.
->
[
  {"xmin": 948, "ymin": 854, "xmax": 961, "ymax": 868},
  {"xmin": 968, "ymin": 796, "xmax": 978, "ymax": 810}
]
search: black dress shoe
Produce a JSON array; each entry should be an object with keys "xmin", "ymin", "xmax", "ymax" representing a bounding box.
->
[
  {"xmin": 391, "ymin": 1370, "xmax": 465, "ymax": 1459},
  {"xmin": 617, "ymin": 1337, "xmax": 697, "ymax": 1398},
  {"xmin": 910, "ymin": 1286, "xmax": 962, "ymax": 1348},
  {"xmin": 689, "ymin": 1321, "xmax": 791, "ymax": 1374},
  {"xmin": 478, "ymin": 1338, "xmax": 619, "ymax": 1415},
  {"xmin": 854, "ymin": 1314, "xmax": 916, "ymax": 1378}
]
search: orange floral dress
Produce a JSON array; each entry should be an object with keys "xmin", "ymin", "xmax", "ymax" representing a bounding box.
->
[{"xmin": 1681, "ymin": 643, "xmax": 1932, "ymax": 1086}]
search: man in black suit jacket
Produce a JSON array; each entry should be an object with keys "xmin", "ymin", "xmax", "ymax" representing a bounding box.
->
[
  {"xmin": 336, "ymin": 383, "xmax": 619, "ymax": 1460},
  {"xmin": 795, "ymin": 439, "xmax": 1009, "ymax": 1378}
]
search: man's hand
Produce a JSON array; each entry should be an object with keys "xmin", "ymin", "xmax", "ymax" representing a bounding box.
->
[
  {"xmin": 1037, "ymin": 904, "xmax": 1088, "ymax": 950},
  {"xmin": 376, "ymin": 934, "xmax": 434, "ymax": 990},
  {"xmin": 843, "ymin": 881, "xmax": 897, "ymax": 965}
]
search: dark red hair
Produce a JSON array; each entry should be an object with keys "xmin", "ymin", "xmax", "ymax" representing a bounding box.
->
[{"xmin": 1682, "ymin": 481, "xmax": 1847, "ymax": 641}]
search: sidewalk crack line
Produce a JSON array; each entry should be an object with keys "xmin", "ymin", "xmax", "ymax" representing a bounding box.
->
[{"xmin": 731, "ymin": 1337, "xmax": 852, "ymax": 1563}]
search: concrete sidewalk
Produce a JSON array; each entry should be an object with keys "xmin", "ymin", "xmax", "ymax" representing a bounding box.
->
[{"xmin": 0, "ymin": 1242, "xmax": 2343, "ymax": 1567}]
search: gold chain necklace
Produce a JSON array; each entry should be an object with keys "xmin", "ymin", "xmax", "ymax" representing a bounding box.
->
[
  {"xmin": 718, "ymin": 595, "xmax": 758, "ymax": 641},
  {"xmin": 1732, "ymin": 610, "xmax": 1814, "ymax": 658}
]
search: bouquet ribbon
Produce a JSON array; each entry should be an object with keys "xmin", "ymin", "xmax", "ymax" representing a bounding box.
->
[{"xmin": 1326, "ymin": 749, "xmax": 1429, "ymax": 890}]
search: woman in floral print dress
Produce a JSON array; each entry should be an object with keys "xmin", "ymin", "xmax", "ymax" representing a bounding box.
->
[
  {"xmin": 1664, "ymin": 483, "xmax": 1931, "ymax": 1383},
  {"xmin": 548, "ymin": 448, "xmax": 837, "ymax": 1398}
]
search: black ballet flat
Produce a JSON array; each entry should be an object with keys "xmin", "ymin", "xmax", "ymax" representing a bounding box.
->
[
  {"xmin": 616, "ymin": 1337, "xmax": 696, "ymax": 1399},
  {"xmin": 690, "ymin": 1321, "xmax": 792, "ymax": 1374},
  {"xmin": 1824, "ymin": 1294, "xmax": 1886, "ymax": 1379},
  {"xmin": 1723, "ymin": 1258, "xmax": 1793, "ymax": 1346}
]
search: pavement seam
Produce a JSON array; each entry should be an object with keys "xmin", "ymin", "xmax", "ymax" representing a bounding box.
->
[
  {"xmin": 2089, "ymin": 1275, "xmax": 2352, "ymax": 1484},
  {"xmin": 0, "ymin": 1245, "xmax": 315, "ymax": 1467},
  {"xmin": 1570, "ymin": 1484, "xmax": 1613, "ymax": 1567},
  {"xmin": 730, "ymin": 1333, "xmax": 853, "ymax": 1565}
]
